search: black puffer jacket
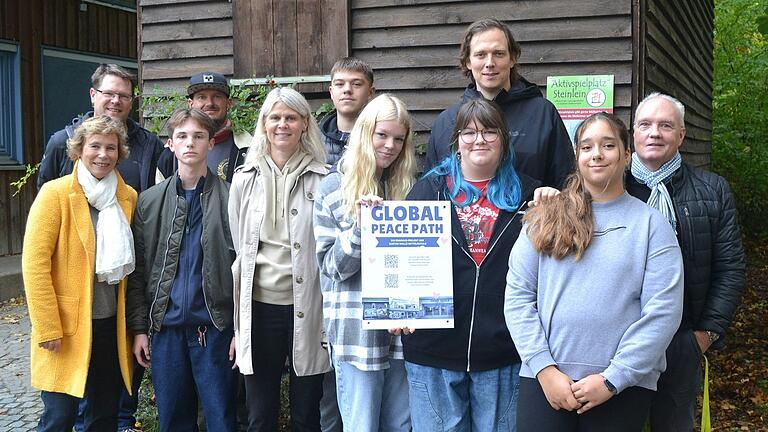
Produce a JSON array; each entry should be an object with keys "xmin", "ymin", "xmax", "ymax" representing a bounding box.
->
[
  {"xmin": 627, "ymin": 163, "xmax": 746, "ymax": 348},
  {"xmin": 425, "ymin": 78, "xmax": 573, "ymax": 188},
  {"xmin": 402, "ymin": 173, "xmax": 539, "ymax": 372}
]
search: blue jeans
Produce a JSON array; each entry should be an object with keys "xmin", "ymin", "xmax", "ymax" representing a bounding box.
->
[
  {"xmin": 38, "ymin": 318, "xmax": 122, "ymax": 432},
  {"xmin": 333, "ymin": 357, "xmax": 410, "ymax": 432},
  {"xmin": 151, "ymin": 325, "xmax": 237, "ymax": 432},
  {"xmin": 405, "ymin": 361, "xmax": 520, "ymax": 432}
]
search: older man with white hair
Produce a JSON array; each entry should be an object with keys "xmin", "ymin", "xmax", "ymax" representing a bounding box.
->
[{"xmin": 626, "ymin": 92, "xmax": 746, "ymax": 431}]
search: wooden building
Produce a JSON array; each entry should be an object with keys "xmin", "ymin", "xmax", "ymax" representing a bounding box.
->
[
  {"xmin": 139, "ymin": 0, "xmax": 714, "ymax": 169},
  {"xmin": 0, "ymin": 0, "xmax": 138, "ymax": 256}
]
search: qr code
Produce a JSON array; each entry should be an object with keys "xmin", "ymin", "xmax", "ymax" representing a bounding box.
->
[
  {"xmin": 384, "ymin": 254, "xmax": 399, "ymax": 269},
  {"xmin": 384, "ymin": 274, "xmax": 398, "ymax": 289}
]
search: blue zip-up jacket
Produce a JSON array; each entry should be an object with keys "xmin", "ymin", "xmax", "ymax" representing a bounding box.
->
[{"xmin": 162, "ymin": 177, "xmax": 212, "ymax": 327}]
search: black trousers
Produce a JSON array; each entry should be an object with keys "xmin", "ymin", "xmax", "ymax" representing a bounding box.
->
[
  {"xmin": 38, "ymin": 317, "xmax": 122, "ymax": 432},
  {"xmin": 243, "ymin": 301, "xmax": 324, "ymax": 432},
  {"xmin": 649, "ymin": 329, "xmax": 703, "ymax": 431},
  {"xmin": 517, "ymin": 377, "xmax": 654, "ymax": 432}
]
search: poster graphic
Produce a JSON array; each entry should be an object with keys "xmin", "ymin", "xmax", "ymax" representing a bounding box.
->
[
  {"xmin": 360, "ymin": 201, "xmax": 454, "ymax": 330},
  {"xmin": 546, "ymin": 75, "xmax": 615, "ymax": 144}
]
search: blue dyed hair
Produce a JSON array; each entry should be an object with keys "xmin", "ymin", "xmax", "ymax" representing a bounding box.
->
[{"xmin": 425, "ymin": 99, "xmax": 522, "ymax": 211}]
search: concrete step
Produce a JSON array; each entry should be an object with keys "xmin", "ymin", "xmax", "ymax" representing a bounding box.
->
[{"xmin": 0, "ymin": 255, "xmax": 23, "ymax": 302}]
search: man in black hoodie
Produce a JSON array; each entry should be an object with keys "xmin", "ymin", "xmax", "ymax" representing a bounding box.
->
[
  {"xmin": 320, "ymin": 57, "xmax": 375, "ymax": 167},
  {"xmin": 425, "ymin": 19, "xmax": 573, "ymax": 188}
]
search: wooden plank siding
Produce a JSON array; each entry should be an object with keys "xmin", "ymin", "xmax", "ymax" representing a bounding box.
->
[
  {"xmin": 232, "ymin": 0, "xmax": 349, "ymax": 94},
  {"xmin": 140, "ymin": 0, "xmax": 234, "ymax": 94},
  {"xmin": 349, "ymin": 0, "xmax": 635, "ymax": 142},
  {"xmin": 0, "ymin": 0, "xmax": 137, "ymax": 256},
  {"xmin": 641, "ymin": 0, "xmax": 714, "ymax": 168}
]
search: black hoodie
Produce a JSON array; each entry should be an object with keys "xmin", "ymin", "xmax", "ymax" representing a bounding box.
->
[
  {"xmin": 319, "ymin": 111, "xmax": 350, "ymax": 167},
  {"xmin": 402, "ymin": 172, "xmax": 539, "ymax": 372},
  {"xmin": 425, "ymin": 77, "xmax": 574, "ymax": 189}
]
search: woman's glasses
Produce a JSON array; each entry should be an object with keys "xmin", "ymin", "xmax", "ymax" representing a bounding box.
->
[{"xmin": 458, "ymin": 128, "xmax": 500, "ymax": 144}]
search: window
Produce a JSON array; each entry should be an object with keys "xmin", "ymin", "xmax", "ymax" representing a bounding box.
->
[
  {"xmin": 0, "ymin": 41, "xmax": 22, "ymax": 166},
  {"xmin": 41, "ymin": 48, "xmax": 137, "ymax": 152}
]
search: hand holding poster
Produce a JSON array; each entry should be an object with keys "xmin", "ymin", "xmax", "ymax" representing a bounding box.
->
[{"xmin": 360, "ymin": 201, "xmax": 454, "ymax": 330}]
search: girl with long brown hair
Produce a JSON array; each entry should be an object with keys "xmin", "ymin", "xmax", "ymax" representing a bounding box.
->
[{"xmin": 504, "ymin": 112, "xmax": 684, "ymax": 431}]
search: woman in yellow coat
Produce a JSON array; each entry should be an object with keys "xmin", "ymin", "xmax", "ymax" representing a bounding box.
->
[{"xmin": 22, "ymin": 115, "xmax": 138, "ymax": 432}]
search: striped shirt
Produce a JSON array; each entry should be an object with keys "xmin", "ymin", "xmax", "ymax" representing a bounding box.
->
[{"xmin": 313, "ymin": 172, "xmax": 403, "ymax": 371}]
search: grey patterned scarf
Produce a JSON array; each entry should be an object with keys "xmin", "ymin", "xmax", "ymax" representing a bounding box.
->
[{"xmin": 630, "ymin": 152, "xmax": 682, "ymax": 233}]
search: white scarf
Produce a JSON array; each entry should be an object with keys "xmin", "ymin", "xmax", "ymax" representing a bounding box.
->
[
  {"xmin": 630, "ymin": 152, "xmax": 682, "ymax": 233},
  {"xmin": 76, "ymin": 160, "xmax": 135, "ymax": 284}
]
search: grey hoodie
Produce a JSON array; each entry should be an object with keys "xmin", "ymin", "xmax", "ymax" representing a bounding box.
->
[{"xmin": 504, "ymin": 193, "xmax": 683, "ymax": 393}]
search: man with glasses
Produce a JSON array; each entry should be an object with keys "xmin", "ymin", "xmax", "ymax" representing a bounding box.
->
[{"xmin": 38, "ymin": 64, "xmax": 164, "ymax": 194}]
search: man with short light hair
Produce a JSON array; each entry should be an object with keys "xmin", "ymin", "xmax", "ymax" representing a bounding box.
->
[
  {"xmin": 627, "ymin": 92, "xmax": 746, "ymax": 431},
  {"xmin": 321, "ymin": 57, "xmax": 376, "ymax": 167},
  {"xmin": 38, "ymin": 64, "xmax": 163, "ymax": 194}
]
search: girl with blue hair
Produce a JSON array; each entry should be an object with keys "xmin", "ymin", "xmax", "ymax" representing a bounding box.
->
[{"xmin": 402, "ymin": 98, "xmax": 542, "ymax": 430}]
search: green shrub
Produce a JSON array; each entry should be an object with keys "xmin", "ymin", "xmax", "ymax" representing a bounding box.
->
[{"xmin": 712, "ymin": 0, "xmax": 768, "ymax": 239}]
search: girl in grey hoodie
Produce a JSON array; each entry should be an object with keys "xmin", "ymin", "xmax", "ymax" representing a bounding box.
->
[{"xmin": 504, "ymin": 113, "xmax": 683, "ymax": 431}]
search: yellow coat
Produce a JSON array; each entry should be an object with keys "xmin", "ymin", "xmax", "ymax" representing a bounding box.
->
[{"xmin": 22, "ymin": 164, "xmax": 137, "ymax": 398}]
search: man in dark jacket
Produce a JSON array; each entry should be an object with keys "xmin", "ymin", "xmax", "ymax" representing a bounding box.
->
[
  {"xmin": 127, "ymin": 108, "xmax": 236, "ymax": 432},
  {"xmin": 425, "ymin": 19, "xmax": 573, "ymax": 188},
  {"xmin": 157, "ymin": 72, "xmax": 250, "ymax": 183},
  {"xmin": 627, "ymin": 92, "xmax": 746, "ymax": 431},
  {"xmin": 320, "ymin": 57, "xmax": 375, "ymax": 167},
  {"xmin": 37, "ymin": 64, "xmax": 163, "ymax": 193}
]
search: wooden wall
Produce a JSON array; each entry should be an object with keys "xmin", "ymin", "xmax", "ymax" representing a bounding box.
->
[
  {"xmin": 349, "ymin": 0, "xmax": 635, "ymax": 142},
  {"xmin": 640, "ymin": 0, "xmax": 714, "ymax": 168},
  {"xmin": 0, "ymin": 0, "xmax": 137, "ymax": 256},
  {"xmin": 233, "ymin": 0, "xmax": 348, "ymax": 93},
  {"xmin": 140, "ymin": 0, "xmax": 235, "ymax": 94}
]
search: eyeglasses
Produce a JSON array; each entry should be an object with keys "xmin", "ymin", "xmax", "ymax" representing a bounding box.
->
[
  {"xmin": 93, "ymin": 88, "xmax": 133, "ymax": 103},
  {"xmin": 458, "ymin": 128, "xmax": 500, "ymax": 144}
]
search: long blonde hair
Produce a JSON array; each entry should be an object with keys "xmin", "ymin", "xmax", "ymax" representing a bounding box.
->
[
  {"xmin": 245, "ymin": 87, "xmax": 326, "ymax": 164},
  {"xmin": 524, "ymin": 112, "xmax": 630, "ymax": 260},
  {"xmin": 339, "ymin": 94, "xmax": 416, "ymax": 219}
]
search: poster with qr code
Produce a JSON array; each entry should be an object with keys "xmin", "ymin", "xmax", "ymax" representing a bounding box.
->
[{"xmin": 360, "ymin": 200, "xmax": 454, "ymax": 330}]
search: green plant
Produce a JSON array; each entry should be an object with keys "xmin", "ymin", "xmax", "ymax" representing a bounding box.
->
[
  {"xmin": 712, "ymin": 0, "xmax": 768, "ymax": 239},
  {"xmin": 10, "ymin": 163, "xmax": 40, "ymax": 196},
  {"xmin": 139, "ymin": 81, "xmax": 332, "ymax": 138}
]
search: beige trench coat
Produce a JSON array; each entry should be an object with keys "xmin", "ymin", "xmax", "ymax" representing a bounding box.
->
[{"xmin": 228, "ymin": 159, "xmax": 331, "ymax": 376}]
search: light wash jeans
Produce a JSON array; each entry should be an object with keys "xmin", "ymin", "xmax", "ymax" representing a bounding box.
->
[
  {"xmin": 333, "ymin": 357, "xmax": 411, "ymax": 432},
  {"xmin": 405, "ymin": 361, "xmax": 521, "ymax": 432}
]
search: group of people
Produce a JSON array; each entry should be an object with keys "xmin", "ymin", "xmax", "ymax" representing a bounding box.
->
[{"xmin": 22, "ymin": 17, "xmax": 745, "ymax": 432}]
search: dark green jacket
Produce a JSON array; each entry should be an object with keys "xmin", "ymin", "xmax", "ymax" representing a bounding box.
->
[{"xmin": 127, "ymin": 169, "xmax": 235, "ymax": 334}]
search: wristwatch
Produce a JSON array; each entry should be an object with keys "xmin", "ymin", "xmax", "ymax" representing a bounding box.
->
[
  {"xmin": 603, "ymin": 377, "xmax": 618, "ymax": 395},
  {"xmin": 706, "ymin": 331, "xmax": 720, "ymax": 344}
]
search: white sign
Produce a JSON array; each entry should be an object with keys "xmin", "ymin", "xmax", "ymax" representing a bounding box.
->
[{"xmin": 360, "ymin": 201, "xmax": 454, "ymax": 330}]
